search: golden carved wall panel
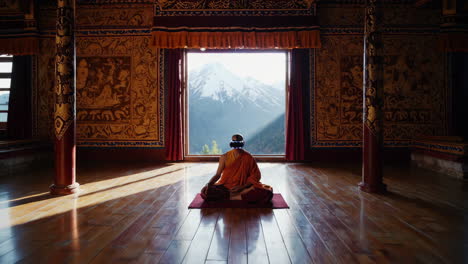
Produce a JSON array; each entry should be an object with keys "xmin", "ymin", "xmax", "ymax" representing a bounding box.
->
[
  {"xmin": 318, "ymin": 6, "xmax": 438, "ymax": 27},
  {"xmin": 382, "ymin": 35, "xmax": 446, "ymax": 143},
  {"xmin": 382, "ymin": 6, "xmax": 439, "ymax": 26},
  {"xmin": 76, "ymin": 36, "xmax": 164, "ymax": 147},
  {"xmin": 156, "ymin": 0, "xmax": 314, "ymax": 10},
  {"xmin": 76, "ymin": 7, "xmax": 153, "ymax": 28},
  {"xmin": 37, "ymin": 38, "xmax": 55, "ymax": 139},
  {"xmin": 76, "ymin": 57, "xmax": 131, "ymax": 122},
  {"xmin": 317, "ymin": 7, "xmax": 364, "ymax": 26},
  {"xmin": 312, "ymin": 34, "xmax": 446, "ymax": 147}
]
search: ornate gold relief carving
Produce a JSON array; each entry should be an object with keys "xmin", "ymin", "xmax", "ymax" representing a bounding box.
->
[
  {"xmin": 54, "ymin": 0, "xmax": 76, "ymax": 140},
  {"xmin": 363, "ymin": 0, "xmax": 383, "ymax": 136},
  {"xmin": 76, "ymin": 8, "xmax": 153, "ymax": 27},
  {"xmin": 76, "ymin": 36, "xmax": 163, "ymax": 146},
  {"xmin": 37, "ymin": 38, "xmax": 56, "ymax": 139},
  {"xmin": 76, "ymin": 57, "xmax": 131, "ymax": 122},
  {"xmin": 156, "ymin": 0, "xmax": 313, "ymax": 10},
  {"xmin": 313, "ymin": 34, "xmax": 446, "ymax": 147}
]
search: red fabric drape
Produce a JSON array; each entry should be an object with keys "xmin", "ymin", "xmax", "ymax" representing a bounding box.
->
[
  {"xmin": 151, "ymin": 30, "xmax": 321, "ymax": 49},
  {"xmin": 286, "ymin": 49, "xmax": 308, "ymax": 161},
  {"xmin": 0, "ymin": 37, "xmax": 39, "ymax": 55},
  {"xmin": 7, "ymin": 55, "xmax": 33, "ymax": 139},
  {"xmin": 165, "ymin": 49, "xmax": 184, "ymax": 161},
  {"xmin": 151, "ymin": 15, "xmax": 321, "ymax": 49}
]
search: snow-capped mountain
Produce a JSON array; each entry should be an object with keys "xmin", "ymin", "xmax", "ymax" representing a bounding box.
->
[
  {"xmin": 188, "ymin": 62, "xmax": 285, "ymax": 154},
  {"xmin": 189, "ymin": 63, "xmax": 283, "ymax": 111}
]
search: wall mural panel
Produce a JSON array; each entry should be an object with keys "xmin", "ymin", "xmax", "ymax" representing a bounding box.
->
[
  {"xmin": 382, "ymin": 6, "xmax": 440, "ymax": 26},
  {"xmin": 37, "ymin": 38, "xmax": 56, "ymax": 139},
  {"xmin": 76, "ymin": 36, "xmax": 164, "ymax": 147},
  {"xmin": 76, "ymin": 56, "xmax": 131, "ymax": 122},
  {"xmin": 312, "ymin": 34, "xmax": 446, "ymax": 147},
  {"xmin": 318, "ymin": 7, "xmax": 364, "ymax": 26},
  {"xmin": 76, "ymin": 7, "xmax": 153, "ymax": 28}
]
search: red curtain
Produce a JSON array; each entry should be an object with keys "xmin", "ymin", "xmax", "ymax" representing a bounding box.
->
[
  {"xmin": 7, "ymin": 55, "xmax": 33, "ymax": 140},
  {"xmin": 0, "ymin": 37, "xmax": 39, "ymax": 55},
  {"xmin": 286, "ymin": 49, "xmax": 308, "ymax": 161},
  {"xmin": 165, "ymin": 49, "xmax": 185, "ymax": 161}
]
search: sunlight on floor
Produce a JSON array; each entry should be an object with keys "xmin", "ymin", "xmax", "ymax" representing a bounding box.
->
[{"xmin": 0, "ymin": 163, "xmax": 202, "ymax": 228}]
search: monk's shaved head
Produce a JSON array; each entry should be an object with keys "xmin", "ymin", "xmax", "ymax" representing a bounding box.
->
[
  {"xmin": 231, "ymin": 134, "xmax": 244, "ymax": 141},
  {"xmin": 230, "ymin": 134, "xmax": 244, "ymax": 149}
]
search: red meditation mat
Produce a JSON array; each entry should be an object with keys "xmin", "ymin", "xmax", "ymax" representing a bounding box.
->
[{"xmin": 188, "ymin": 193, "xmax": 289, "ymax": 209}]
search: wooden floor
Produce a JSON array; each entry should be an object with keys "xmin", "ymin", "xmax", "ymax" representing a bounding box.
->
[{"xmin": 0, "ymin": 161, "xmax": 466, "ymax": 264}]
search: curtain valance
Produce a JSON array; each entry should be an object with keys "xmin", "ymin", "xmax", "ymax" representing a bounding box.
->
[
  {"xmin": 151, "ymin": 16, "xmax": 321, "ymax": 49},
  {"xmin": 0, "ymin": 34, "xmax": 39, "ymax": 55}
]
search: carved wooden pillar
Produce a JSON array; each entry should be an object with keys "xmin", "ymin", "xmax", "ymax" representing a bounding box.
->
[
  {"xmin": 359, "ymin": 0, "xmax": 386, "ymax": 193},
  {"xmin": 50, "ymin": 0, "xmax": 79, "ymax": 195}
]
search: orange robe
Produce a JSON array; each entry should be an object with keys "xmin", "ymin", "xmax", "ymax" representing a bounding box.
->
[{"xmin": 214, "ymin": 149, "xmax": 265, "ymax": 190}]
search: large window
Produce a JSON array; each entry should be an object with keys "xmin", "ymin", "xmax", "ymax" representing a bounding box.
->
[
  {"xmin": 187, "ymin": 51, "xmax": 287, "ymax": 156},
  {"xmin": 0, "ymin": 55, "xmax": 13, "ymax": 130}
]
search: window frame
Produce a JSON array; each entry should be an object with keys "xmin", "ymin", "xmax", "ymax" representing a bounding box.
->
[
  {"xmin": 0, "ymin": 55, "xmax": 13, "ymax": 130},
  {"xmin": 183, "ymin": 49, "xmax": 289, "ymax": 161}
]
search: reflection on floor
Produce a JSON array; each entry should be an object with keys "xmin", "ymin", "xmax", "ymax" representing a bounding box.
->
[{"xmin": 0, "ymin": 162, "xmax": 466, "ymax": 263}]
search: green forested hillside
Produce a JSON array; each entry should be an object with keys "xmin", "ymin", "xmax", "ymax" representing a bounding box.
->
[{"xmin": 246, "ymin": 114, "xmax": 285, "ymax": 154}]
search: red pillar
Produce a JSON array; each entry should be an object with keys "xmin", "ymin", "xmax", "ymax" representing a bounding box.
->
[
  {"xmin": 50, "ymin": 0, "xmax": 79, "ymax": 195},
  {"xmin": 359, "ymin": 0, "xmax": 386, "ymax": 193}
]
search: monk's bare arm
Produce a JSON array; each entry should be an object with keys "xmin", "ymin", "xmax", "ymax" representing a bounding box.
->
[{"xmin": 207, "ymin": 155, "xmax": 226, "ymax": 186}]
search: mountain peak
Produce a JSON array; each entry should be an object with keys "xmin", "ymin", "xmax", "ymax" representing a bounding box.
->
[{"xmin": 189, "ymin": 62, "xmax": 284, "ymax": 108}]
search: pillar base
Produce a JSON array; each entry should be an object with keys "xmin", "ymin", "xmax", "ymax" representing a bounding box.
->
[
  {"xmin": 50, "ymin": 182, "xmax": 80, "ymax": 195},
  {"xmin": 358, "ymin": 182, "xmax": 387, "ymax": 193}
]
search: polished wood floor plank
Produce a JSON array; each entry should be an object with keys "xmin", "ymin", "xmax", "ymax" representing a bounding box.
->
[
  {"xmin": 182, "ymin": 225, "xmax": 216, "ymax": 264},
  {"xmin": 133, "ymin": 252, "xmax": 163, "ymax": 264},
  {"xmin": 0, "ymin": 161, "xmax": 465, "ymax": 264},
  {"xmin": 294, "ymin": 166, "xmax": 452, "ymax": 262},
  {"xmin": 259, "ymin": 208, "xmax": 292, "ymax": 264},
  {"xmin": 285, "ymin": 173, "xmax": 359, "ymax": 264},
  {"xmin": 292, "ymin": 164, "xmax": 444, "ymax": 263},
  {"xmin": 245, "ymin": 209, "xmax": 269, "ymax": 264},
  {"xmin": 228, "ymin": 239, "xmax": 247, "ymax": 264},
  {"xmin": 227, "ymin": 209, "xmax": 247, "ymax": 264},
  {"xmin": 181, "ymin": 209, "xmax": 220, "ymax": 263},
  {"xmin": 158, "ymin": 239, "xmax": 191, "ymax": 264},
  {"xmin": 206, "ymin": 211, "xmax": 231, "ymax": 262},
  {"xmin": 286, "ymin": 208, "xmax": 336, "ymax": 264},
  {"xmin": 274, "ymin": 209, "xmax": 313, "ymax": 264}
]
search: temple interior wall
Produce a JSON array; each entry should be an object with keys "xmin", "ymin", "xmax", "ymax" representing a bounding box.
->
[{"xmin": 21, "ymin": 0, "xmax": 447, "ymax": 160}]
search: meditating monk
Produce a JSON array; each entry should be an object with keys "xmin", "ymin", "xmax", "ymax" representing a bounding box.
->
[{"xmin": 200, "ymin": 134, "xmax": 273, "ymax": 203}]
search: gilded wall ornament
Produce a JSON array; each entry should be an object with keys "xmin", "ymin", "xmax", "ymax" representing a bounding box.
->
[
  {"xmin": 76, "ymin": 36, "xmax": 164, "ymax": 147},
  {"xmin": 313, "ymin": 34, "xmax": 446, "ymax": 147},
  {"xmin": 54, "ymin": 0, "xmax": 76, "ymax": 140},
  {"xmin": 363, "ymin": 0, "xmax": 383, "ymax": 136}
]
